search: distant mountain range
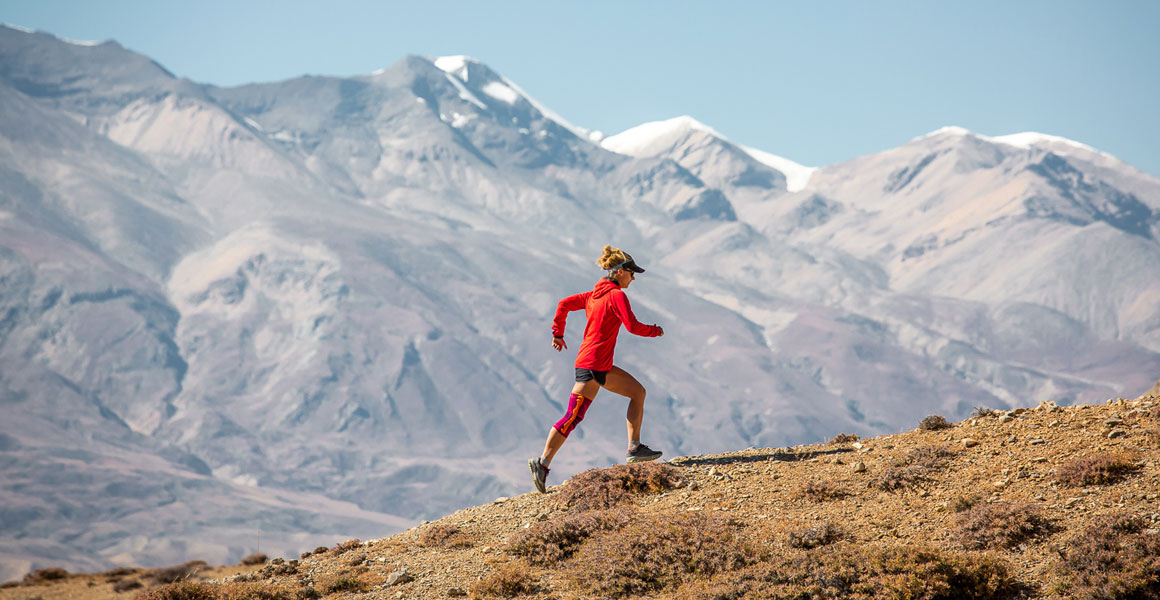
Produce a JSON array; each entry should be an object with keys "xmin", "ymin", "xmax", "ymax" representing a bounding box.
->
[{"xmin": 1, "ymin": 24, "xmax": 1157, "ymax": 581}]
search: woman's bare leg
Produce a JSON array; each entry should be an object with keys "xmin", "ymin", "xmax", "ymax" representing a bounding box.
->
[
  {"xmin": 541, "ymin": 380, "xmax": 600, "ymax": 464},
  {"xmin": 601, "ymin": 366, "xmax": 647, "ymax": 445}
]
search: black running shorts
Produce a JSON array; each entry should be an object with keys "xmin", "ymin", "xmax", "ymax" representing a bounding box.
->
[{"xmin": 574, "ymin": 368, "xmax": 608, "ymax": 386}]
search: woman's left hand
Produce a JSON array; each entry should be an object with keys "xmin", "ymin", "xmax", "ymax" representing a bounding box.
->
[{"xmin": 552, "ymin": 336, "xmax": 568, "ymax": 351}]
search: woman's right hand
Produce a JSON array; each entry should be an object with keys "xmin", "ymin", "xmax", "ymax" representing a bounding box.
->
[
  {"xmin": 552, "ymin": 336, "xmax": 568, "ymax": 351},
  {"xmin": 656, "ymin": 326, "xmax": 664, "ymax": 337}
]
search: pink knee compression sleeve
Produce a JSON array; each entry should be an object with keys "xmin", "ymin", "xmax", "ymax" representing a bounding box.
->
[{"xmin": 553, "ymin": 393, "xmax": 592, "ymax": 437}]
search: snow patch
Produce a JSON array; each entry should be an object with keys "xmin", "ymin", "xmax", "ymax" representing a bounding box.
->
[
  {"xmin": 739, "ymin": 145, "xmax": 816, "ymax": 192},
  {"xmin": 434, "ymin": 55, "xmax": 471, "ymax": 80},
  {"xmin": 602, "ymin": 116, "xmax": 723, "ymax": 156},
  {"xmin": 916, "ymin": 126, "xmax": 1107, "ymax": 157},
  {"xmin": 442, "ymin": 73, "xmax": 487, "ymax": 110},
  {"xmin": 2, "ymin": 23, "xmax": 35, "ymax": 33},
  {"xmin": 481, "ymin": 81, "xmax": 519, "ymax": 104},
  {"xmin": 498, "ymin": 75, "xmax": 597, "ymax": 143}
]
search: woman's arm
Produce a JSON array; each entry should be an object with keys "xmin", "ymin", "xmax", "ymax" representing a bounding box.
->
[
  {"xmin": 609, "ymin": 291, "xmax": 663, "ymax": 337},
  {"xmin": 552, "ymin": 292, "xmax": 591, "ymax": 339}
]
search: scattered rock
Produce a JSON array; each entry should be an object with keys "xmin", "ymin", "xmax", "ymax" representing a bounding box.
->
[
  {"xmin": 851, "ymin": 462, "xmax": 867, "ymax": 473},
  {"xmin": 1029, "ymin": 439, "xmax": 1046, "ymax": 445},
  {"xmin": 830, "ymin": 457, "xmax": 843, "ymax": 465},
  {"xmin": 999, "ymin": 415, "xmax": 1014, "ymax": 424},
  {"xmin": 492, "ymin": 497, "xmax": 509, "ymax": 504},
  {"xmin": 1105, "ymin": 418, "xmax": 1124, "ymax": 427},
  {"xmin": 961, "ymin": 438, "xmax": 979, "ymax": 448},
  {"xmin": 448, "ymin": 587, "xmax": 467, "ymax": 597},
  {"xmin": 386, "ymin": 569, "xmax": 412, "ymax": 586},
  {"xmin": 852, "ymin": 442, "xmax": 864, "ymax": 450},
  {"xmin": 1065, "ymin": 497, "xmax": 1083, "ymax": 508},
  {"xmin": 1109, "ymin": 429, "xmax": 1127, "ymax": 439}
]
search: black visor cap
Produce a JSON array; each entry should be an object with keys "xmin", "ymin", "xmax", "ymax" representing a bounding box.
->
[{"xmin": 621, "ymin": 260, "xmax": 645, "ymax": 274}]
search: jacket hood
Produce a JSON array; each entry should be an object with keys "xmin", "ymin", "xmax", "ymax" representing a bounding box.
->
[{"xmin": 591, "ymin": 278, "xmax": 620, "ymax": 299}]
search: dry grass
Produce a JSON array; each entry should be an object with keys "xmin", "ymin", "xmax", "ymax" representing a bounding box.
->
[
  {"xmin": 798, "ymin": 480, "xmax": 848, "ymax": 502},
  {"xmin": 955, "ymin": 502, "xmax": 1057, "ymax": 550},
  {"xmin": 239, "ymin": 554, "xmax": 267, "ymax": 566},
  {"xmin": 418, "ymin": 524, "xmax": 475, "ymax": 549},
  {"xmin": 829, "ymin": 433, "xmax": 859, "ymax": 444},
  {"xmin": 1056, "ymin": 451, "xmax": 1142, "ymax": 487},
  {"xmin": 671, "ymin": 543, "xmax": 1029, "ymax": 600},
  {"xmin": 148, "ymin": 562, "xmax": 209, "ymax": 585},
  {"xmin": 874, "ymin": 445, "xmax": 953, "ymax": 491},
  {"xmin": 134, "ymin": 581, "xmax": 302, "ymax": 600},
  {"xmin": 785, "ymin": 521, "xmax": 845, "ymax": 549},
  {"xmin": 507, "ymin": 507, "xmax": 634, "ymax": 566},
  {"xmin": 557, "ymin": 462, "xmax": 687, "ymax": 511},
  {"xmin": 1052, "ymin": 513, "xmax": 1160, "ymax": 599},
  {"xmin": 565, "ymin": 511, "xmax": 761, "ymax": 597},
  {"xmin": 468, "ymin": 564, "xmax": 542, "ymax": 598}
]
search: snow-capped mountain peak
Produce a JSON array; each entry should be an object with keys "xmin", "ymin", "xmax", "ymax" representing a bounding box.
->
[
  {"xmin": 430, "ymin": 54, "xmax": 601, "ymax": 143},
  {"xmin": 916, "ymin": 125, "xmax": 1108, "ymax": 158},
  {"xmin": 602, "ymin": 115, "xmax": 722, "ymax": 156},
  {"xmin": 603, "ymin": 116, "xmax": 814, "ymax": 192}
]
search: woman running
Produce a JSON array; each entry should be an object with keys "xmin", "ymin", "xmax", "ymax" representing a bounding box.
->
[{"xmin": 529, "ymin": 245, "xmax": 665, "ymax": 493}]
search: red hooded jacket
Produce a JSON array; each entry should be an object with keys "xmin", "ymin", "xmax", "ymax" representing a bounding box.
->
[{"xmin": 552, "ymin": 278, "xmax": 662, "ymax": 371}]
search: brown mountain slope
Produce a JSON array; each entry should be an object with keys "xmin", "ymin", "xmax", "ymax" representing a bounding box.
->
[{"xmin": 5, "ymin": 397, "xmax": 1159, "ymax": 599}]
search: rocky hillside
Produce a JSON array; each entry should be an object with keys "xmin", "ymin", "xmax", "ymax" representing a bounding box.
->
[{"xmin": 6, "ymin": 394, "xmax": 1158, "ymax": 599}]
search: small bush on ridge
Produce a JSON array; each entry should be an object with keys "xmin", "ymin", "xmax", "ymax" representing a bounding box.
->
[
  {"xmin": 799, "ymin": 480, "xmax": 848, "ymax": 502},
  {"xmin": 507, "ymin": 507, "xmax": 634, "ymax": 565},
  {"xmin": 672, "ymin": 543, "xmax": 1028, "ymax": 600},
  {"xmin": 557, "ymin": 462, "xmax": 686, "ymax": 511},
  {"xmin": 419, "ymin": 524, "xmax": 475, "ymax": 549},
  {"xmin": 919, "ymin": 415, "xmax": 952, "ymax": 431},
  {"xmin": 786, "ymin": 522, "xmax": 845, "ymax": 549},
  {"xmin": 1057, "ymin": 451, "xmax": 1141, "ymax": 487},
  {"xmin": 566, "ymin": 511, "xmax": 760, "ymax": 597},
  {"xmin": 829, "ymin": 433, "xmax": 859, "ymax": 444},
  {"xmin": 149, "ymin": 561, "xmax": 209, "ymax": 585},
  {"xmin": 1053, "ymin": 513, "xmax": 1160, "ymax": 599},
  {"xmin": 874, "ymin": 445, "xmax": 954, "ymax": 492},
  {"xmin": 469, "ymin": 564, "xmax": 542, "ymax": 598},
  {"xmin": 956, "ymin": 502, "xmax": 1056, "ymax": 550},
  {"xmin": 240, "ymin": 554, "xmax": 267, "ymax": 566}
]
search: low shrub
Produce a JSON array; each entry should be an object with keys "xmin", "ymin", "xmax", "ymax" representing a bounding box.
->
[
  {"xmin": 786, "ymin": 522, "xmax": 845, "ymax": 549},
  {"xmin": 874, "ymin": 445, "xmax": 953, "ymax": 492},
  {"xmin": 971, "ymin": 406, "xmax": 997, "ymax": 418},
  {"xmin": 557, "ymin": 462, "xmax": 687, "ymax": 511},
  {"xmin": 23, "ymin": 567, "xmax": 70, "ymax": 583},
  {"xmin": 1057, "ymin": 451, "xmax": 1141, "ymax": 486},
  {"xmin": 566, "ymin": 511, "xmax": 760, "ymax": 597},
  {"xmin": 469, "ymin": 564, "xmax": 542, "ymax": 598},
  {"xmin": 919, "ymin": 415, "xmax": 953, "ymax": 430},
  {"xmin": 136, "ymin": 581, "xmax": 298, "ymax": 600},
  {"xmin": 799, "ymin": 480, "xmax": 847, "ymax": 502},
  {"xmin": 318, "ymin": 574, "xmax": 371, "ymax": 595},
  {"xmin": 418, "ymin": 524, "xmax": 475, "ymax": 549},
  {"xmin": 956, "ymin": 502, "xmax": 1056, "ymax": 550},
  {"xmin": 951, "ymin": 494, "xmax": 982, "ymax": 513},
  {"xmin": 149, "ymin": 561, "xmax": 209, "ymax": 585},
  {"xmin": 507, "ymin": 507, "xmax": 634, "ymax": 565},
  {"xmin": 240, "ymin": 554, "xmax": 267, "ymax": 566},
  {"xmin": 829, "ymin": 433, "xmax": 859, "ymax": 444},
  {"xmin": 331, "ymin": 539, "xmax": 361, "ymax": 555},
  {"xmin": 1053, "ymin": 513, "xmax": 1160, "ymax": 600},
  {"xmin": 113, "ymin": 579, "xmax": 144, "ymax": 593},
  {"xmin": 672, "ymin": 543, "xmax": 1028, "ymax": 600},
  {"xmin": 135, "ymin": 582, "xmax": 216, "ymax": 600}
]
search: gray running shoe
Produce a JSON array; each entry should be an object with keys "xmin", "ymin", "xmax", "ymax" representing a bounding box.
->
[
  {"xmin": 528, "ymin": 458, "xmax": 550, "ymax": 493},
  {"xmin": 626, "ymin": 443, "xmax": 663, "ymax": 463}
]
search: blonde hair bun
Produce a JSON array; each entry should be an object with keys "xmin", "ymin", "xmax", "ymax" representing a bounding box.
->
[{"xmin": 596, "ymin": 245, "xmax": 631, "ymax": 270}]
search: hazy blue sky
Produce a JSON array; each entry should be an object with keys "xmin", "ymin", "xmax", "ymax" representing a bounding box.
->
[{"xmin": 3, "ymin": 1, "xmax": 1158, "ymax": 175}]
